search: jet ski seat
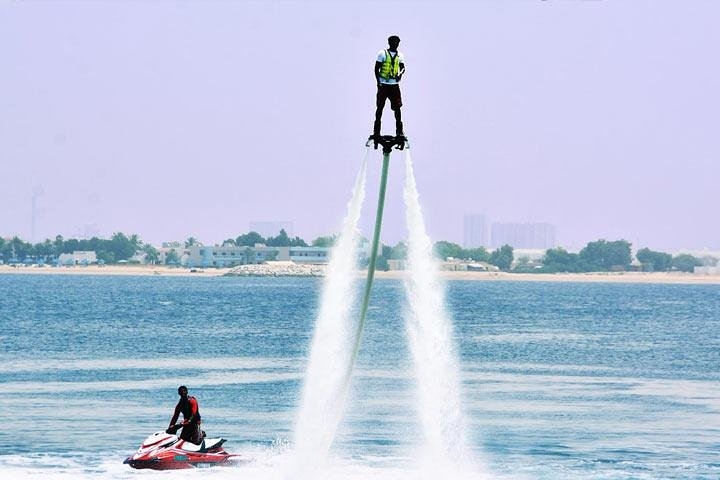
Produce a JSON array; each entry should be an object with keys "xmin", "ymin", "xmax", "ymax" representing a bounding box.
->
[{"xmin": 178, "ymin": 437, "xmax": 226, "ymax": 453}]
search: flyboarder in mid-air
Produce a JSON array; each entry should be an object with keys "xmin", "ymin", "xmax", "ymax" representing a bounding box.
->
[{"xmin": 373, "ymin": 35, "xmax": 405, "ymax": 143}]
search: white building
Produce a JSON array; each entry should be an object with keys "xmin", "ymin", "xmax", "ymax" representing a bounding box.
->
[
  {"xmin": 290, "ymin": 246, "xmax": 331, "ymax": 264},
  {"xmin": 157, "ymin": 246, "xmax": 189, "ymax": 265},
  {"xmin": 182, "ymin": 244, "xmax": 289, "ymax": 268},
  {"xmin": 440, "ymin": 259, "xmax": 499, "ymax": 272},
  {"xmin": 694, "ymin": 265, "xmax": 720, "ymax": 275},
  {"xmin": 513, "ymin": 248, "xmax": 547, "ymax": 262},
  {"xmin": 154, "ymin": 242, "xmax": 368, "ymax": 268},
  {"xmin": 58, "ymin": 251, "xmax": 97, "ymax": 265},
  {"xmin": 183, "ymin": 244, "xmax": 339, "ymax": 268}
]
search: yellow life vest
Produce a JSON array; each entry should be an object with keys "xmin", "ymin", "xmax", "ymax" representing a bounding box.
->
[{"xmin": 380, "ymin": 50, "xmax": 400, "ymax": 80}]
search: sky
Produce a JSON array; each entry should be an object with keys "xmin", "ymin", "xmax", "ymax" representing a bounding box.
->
[{"xmin": 1, "ymin": 0, "xmax": 718, "ymax": 251}]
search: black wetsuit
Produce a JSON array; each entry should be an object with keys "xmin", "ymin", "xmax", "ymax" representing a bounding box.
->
[{"xmin": 170, "ymin": 395, "xmax": 202, "ymax": 444}]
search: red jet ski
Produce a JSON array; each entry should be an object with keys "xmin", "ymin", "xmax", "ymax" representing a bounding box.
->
[{"xmin": 124, "ymin": 429, "xmax": 240, "ymax": 470}]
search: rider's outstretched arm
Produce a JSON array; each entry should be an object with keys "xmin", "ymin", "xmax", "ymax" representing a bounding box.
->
[{"xmin": 169, "ymin": 403, "xmax": 180, "ymax": 428}]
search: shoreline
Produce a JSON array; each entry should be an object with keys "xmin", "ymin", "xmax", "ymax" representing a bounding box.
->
[
  {"xmin": 0, "ymin": 265, "xmax": 229, "ymax": 277},
  {"xmin": 1, "ymin": 265, "xmax": 719, "ymax": 284},
  {"xmin": 376, "ymin": 270, "xmax": 720, "ymax": 284}
]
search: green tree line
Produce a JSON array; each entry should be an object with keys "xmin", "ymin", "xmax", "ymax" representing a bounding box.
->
[
  {"xmin": 371, "ymin": 240, "xmax": 515, "ymax": 271},
  {"xmin": 0, "ymin": 233, "xmax": 142, "ymax": 264},
  {"xmin": 541, "ymin": 241, "xmax": 708, "ymax": 273},
  {"xmin": 225, "ymin": 229, "xmax": 308, "ymax": 248},
  {"xmin": 1, "ymin": 230, "xmax": 712, "ymax": 273}
]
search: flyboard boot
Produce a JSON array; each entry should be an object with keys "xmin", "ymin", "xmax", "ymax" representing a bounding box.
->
[
  {"xmin": 395, "ymin": 121, "xmax": 406, "ymax": 150},
  {"xmin": 372, "ymin": 120, "xmax": 381, "ymax": 149}
]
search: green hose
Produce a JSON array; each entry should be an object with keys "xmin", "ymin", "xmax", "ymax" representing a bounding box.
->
[{"xmin": 350, "ymin": 150, "xmax": 391, "ymax": 367}]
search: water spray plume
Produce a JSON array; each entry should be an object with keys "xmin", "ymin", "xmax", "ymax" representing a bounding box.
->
[
  {"xmin": 402, "ymin": 151, "xmax": 469, "ymax": 463},
  {"xmin": 292, "ymin": 146, "xmax": 483, "ymax": 479},
  {"xmin": 292, "ymin": 151, "xmax": 369, "ymax": 469}
]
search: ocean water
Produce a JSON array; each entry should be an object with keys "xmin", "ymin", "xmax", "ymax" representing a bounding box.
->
[{"xmin": 0, "ymin": 274, "xmax": 718, "ymax": 479}]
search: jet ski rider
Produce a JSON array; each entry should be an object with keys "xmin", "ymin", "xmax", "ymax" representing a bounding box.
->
[{"xmin": 167, "ymin": 385, "xmax": 203, "ymax": 444}]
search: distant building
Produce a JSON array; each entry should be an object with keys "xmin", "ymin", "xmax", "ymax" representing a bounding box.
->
[
  {"xmin": 512, "ymin": 248, "xmax": 547, "ymax": 270},
  {"xmin": 183, "ymin": 244, "xmax": 290, "ymax": 268},
  {"xmin": 512, "ymin": 248, "xmax": 547, "ymax": 262},
  {"xmin": 463, "ymin": 214, "xmax": 487, "ymax": 248},
  {"xmin": 171, "ymin": 244, "xmax": 333, "ymax": 268},
  {"xmin": 249, "ymin": 221, "xmax": 294, "ymax": 239},
  {"xmin": 157, "ymin": 246, "xmax": 188, "ymax": 265},
  {"xmin": 440, "ymin": 258, "xmax": 499, "ymax": 272},
  {"xmin": 58, "ymin": 251, "xmax": 97, "ymax": 265},
  {"xmin": 290, "ymin": 246, "xmax": 330, "ymax": 264},
  {"xmin": 675, "ymin": 249, "xmax": 720, "ymax": 263},
  {"xmin": 130, "ymin": 252, "xmax": 148, "ymax": 264},
  {"xmin": 694, "ymin": 265, "xmax": 720, "ymax": 275},
  {"xmin": 387, "ymin": 259, "xmax": 407, "ymax": 270},
  {"xmin": 154, "ymin": 240, "xmax": 371, "ymax": 268},
  {"xmin": 491, "ymin": 222, "xmax": 557, "ymax": 249}
]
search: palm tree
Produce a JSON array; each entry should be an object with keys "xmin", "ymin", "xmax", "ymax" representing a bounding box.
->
[
  {"xmin": 5, "ymin": 236, "xmax": 30, "ymax": 261},
  {"xmin": 165, "ymin": 249, "xmax": 179, "ymax": 265},
  {"xmin": 130, "ymin": 234, "xmax": 141, "ymax": 249},
  {"xmin": 53, "ymin": 235, "xmax": 64, "ymax": 256},
  {"xmin": 143, "ymin": 244, "xmax": 160, "ymax": 265}
]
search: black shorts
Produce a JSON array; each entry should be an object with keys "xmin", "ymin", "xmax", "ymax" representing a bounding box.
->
[
  {"xmin": 179, "ymin": 422, "xmax": 203, "ymax": 444},
  {"xmin": 376, "ymin": 83, "xmax": 402, "ymax": 110}
]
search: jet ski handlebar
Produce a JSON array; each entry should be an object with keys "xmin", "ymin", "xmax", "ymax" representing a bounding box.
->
[{"xmin": 166, "ymin": 424, "xmax": 182, "ymax": 434}]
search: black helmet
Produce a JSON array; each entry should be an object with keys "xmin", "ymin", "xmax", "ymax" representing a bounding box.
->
[{"xmin": 388, "ymin": 35, "xmax": 400, "ymax": 46}]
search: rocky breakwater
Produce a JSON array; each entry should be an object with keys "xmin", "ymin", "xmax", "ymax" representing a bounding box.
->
[{"xmin": 224, "ymin": 261, "xmax": 325, "ymax": 277}]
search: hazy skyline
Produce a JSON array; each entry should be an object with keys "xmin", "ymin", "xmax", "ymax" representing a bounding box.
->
[{"xmin": 2, "ymin": 1, "xmax": 718, "ymax": 251}]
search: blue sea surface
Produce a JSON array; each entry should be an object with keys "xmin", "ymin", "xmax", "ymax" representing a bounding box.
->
[{"xmin": 0, "ymin": 274, "xmax": 718, "ymax": 479}]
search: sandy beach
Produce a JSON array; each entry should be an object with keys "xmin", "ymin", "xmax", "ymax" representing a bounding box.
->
[
  {"xmin": 2, "ymin": 264, "xmax": 719, "ymax": 284},
  {"xmin": 0, "ymin": 264, "xmax": 230, "ymax": 277}
]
